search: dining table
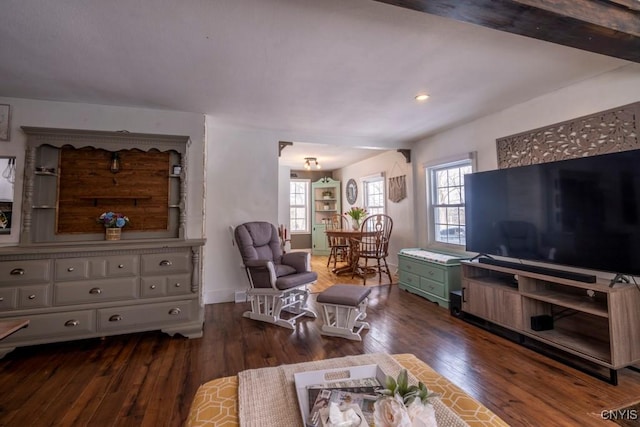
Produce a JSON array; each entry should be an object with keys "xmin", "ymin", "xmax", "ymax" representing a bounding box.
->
[{"xmin": 325, "ymin": 228, "xmax": 379, "ymax": 276}]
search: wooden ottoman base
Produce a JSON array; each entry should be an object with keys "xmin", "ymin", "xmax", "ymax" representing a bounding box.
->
[{"xmin": 317, "ymin": 284, "xmax": 371, "ymax": 341}]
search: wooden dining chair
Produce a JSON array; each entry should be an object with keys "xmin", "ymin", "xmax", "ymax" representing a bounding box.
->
[
  {"xmin": 351, "ymin": 214, "xmax": 393, "ymax": 285},
  {"xmin": 325, "ymin": 214, "xmax": 350, "ymax": 269}
]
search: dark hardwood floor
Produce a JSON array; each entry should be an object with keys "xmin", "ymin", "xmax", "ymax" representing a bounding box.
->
[{"xmin": 1, "ymin": 256, "xmax": 639, "ymax": 426}]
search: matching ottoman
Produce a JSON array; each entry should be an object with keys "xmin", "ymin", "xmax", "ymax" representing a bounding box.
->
[{"xmin": 317, "ymin": 284, "xmax": 371, "ymax": 341}]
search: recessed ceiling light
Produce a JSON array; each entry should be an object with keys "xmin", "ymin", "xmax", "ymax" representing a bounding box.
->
[{"xmin": 415, "ymin": 94, "xmax": 430, "ymax": 102}]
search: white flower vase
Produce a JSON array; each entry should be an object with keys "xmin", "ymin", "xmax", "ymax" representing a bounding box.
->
[{"xmin": 351, "ymin": 218, "xmax": 360, "ymax": 230}]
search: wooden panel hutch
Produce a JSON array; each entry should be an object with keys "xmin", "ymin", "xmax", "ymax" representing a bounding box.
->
[{"xmin": 0, "ymin": 127, "xmax": 204, "ymax": 358}]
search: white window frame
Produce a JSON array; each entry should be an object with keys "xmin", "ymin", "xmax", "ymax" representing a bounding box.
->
[
  {"xmin": 289, "ymin": 179, "xmax": 310, "ymax": 233},
  {"xmin": 362, "ymin": 173, "xmax": 386, "ymax": 216},
  {"xmin": 426, "ymin": 153, "xmax": 476, "ymax": 248}
]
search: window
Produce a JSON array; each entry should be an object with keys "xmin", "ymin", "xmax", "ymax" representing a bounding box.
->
[
  {"xmin": 290, "ymin": 179, "xmax": 310, "ymax": 233},
  {"xmin": 428, "ymin": 159, "xmax": 473, "ymax": 246},
  {"xmin": 363, "ymin": 174, "xmax": 385, "ymax": 215}
]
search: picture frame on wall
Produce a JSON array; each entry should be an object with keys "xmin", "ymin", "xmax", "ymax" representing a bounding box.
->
[{"xmin": 0, "ymin": 104, "xmax": 10, "ymax": 141}]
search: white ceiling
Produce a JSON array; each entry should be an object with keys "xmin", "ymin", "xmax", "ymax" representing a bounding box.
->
[{"xmin": 0, "ymin": 0, "xmax": 629, "ymax": 170}]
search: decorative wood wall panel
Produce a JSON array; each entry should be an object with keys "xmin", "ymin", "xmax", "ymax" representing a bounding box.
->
[
  {"xmin": 57, "ymin": 148, "xmax": 170, "ymax": 234},
  {"xmin": 21, "ymin": 127, "xmax": 189, "ymax": 244},
  {"xmin": 496, "ymin": 102, "xmax": 640, "ymax": 169}
]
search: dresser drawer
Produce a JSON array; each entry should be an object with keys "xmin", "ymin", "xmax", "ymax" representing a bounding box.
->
[
  {"xmin": 140, "ymin": 274, "xmax": 192, "ymax": 298},
  {"xmin": 97, "ymin": 300, "xmax": 195, "ymax": 331},
  {"xmin": 166, "ymin": 274, "xmax": 192, "ymax": 296},
  {"xmin": 54, "ymin": 277, "xmax": 138, "ymax": 306},
  {"xmin": 0, "ymin": 260, "xmax": 51, "ymax": 285},
  {"xmin": 18, "ymin": 285, "xmax": 50, "ymax": 308},
  {"xmin": 1, "ymin": 310, "xmax": 96, "ymax": 343},
  {"xmin": 55, "ymin": 258, "xmax": 90, "ymax": 281},
  {"xmin": 399, "ymin": 257, "xmax": 445, "ymax": 283},
  {"xmin": 0, "ymin": 288, "xmax": 17, "ymax": 310},
  {"xmin": 55, "ymin": 256, "xmax": 139, "ymax": 281},
  {"xmin": 105, "ymin": 255, "xmax": 139, "ymax": 277},
  {"xmin": 140, "ymin": 277, "xmax": 167, "ymax": 298},
  {"xmin": 399, "ymin": 270, "xmax": 420, "ymax": 288},
  {"xmin": 141, "ymin": 252, "xmax": 191, "ymax": 276},
  {"xmin": 420, "ymin": 277, "xmax": 446, "ymax": 298}
]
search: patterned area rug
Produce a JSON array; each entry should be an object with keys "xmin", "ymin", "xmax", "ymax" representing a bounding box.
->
[
  {"xmin": 186, "ymin": 354, "xmax": 508, "ymax": 427},
  {"xmin": 237, "ymin": 353, "xmax": 467, "ymax": 427}
]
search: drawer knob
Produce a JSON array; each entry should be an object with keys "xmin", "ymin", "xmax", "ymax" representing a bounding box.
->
[
  {"xmin": 174, "ymin": 283, "xmax": 181, "ymax": 288},
  {"xmin": 28, "ymin": 294, "xmax": 36, "ymax": 300},
  {"xmin": 10, "ymin": 268, "xmax": 25, "ymax": 276},
  {"xmin": 159, "ymin": 260, "xmax": 172, "ymax": 267},
  {"xmin": 168, "ymin": 308, "xmax": 181, "ymax": 315},
  {"xmin": 109, "ymin": 314, "xmax": 122, "ymax": 322},
  {"xmin": 428, "ymin": 271, "xmax": 434, "ymax": 276},
  {"xmin": 89, "ymin": 287, "xmax": 102, "ymax": 295},
  {"xmin": 0, "ymin": 297, "xmax": 3, "ymax": 302},
  {"xmin": 67, "ymin": 267, "xmax": 75, "ymax": 272},
  {"xmin": 150, "ymin": 284, "xmax": 157, "ymax": 289},
  {"xmin": 65, "ymin": 320, "xmax": 79, "ymax": 327},
  {"xmin": 118, "ymin": 264, "xmax": 125, "ymax": 269}
]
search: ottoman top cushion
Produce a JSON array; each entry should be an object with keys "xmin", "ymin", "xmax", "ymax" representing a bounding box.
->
[{"xmin": 317, "ymin": 284, "xmax": 372, "ymax": 306}]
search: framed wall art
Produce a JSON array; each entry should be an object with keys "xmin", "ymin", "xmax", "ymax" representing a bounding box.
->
[
  {"xmin": 0, "ymin": 104, "xmax": 10, "ymax": 141},
  {"xmin": 346, "ymin": 178, "xmax": 358, "ymax": 205}
]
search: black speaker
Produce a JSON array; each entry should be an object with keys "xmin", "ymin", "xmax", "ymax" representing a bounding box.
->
[
  {"xmin": 450, "ymin": 290, "xmax": 463, "ymax": 318},
  {"xmin": 531, "ymin": 315, "xmax": 554, "ymax": 331}
]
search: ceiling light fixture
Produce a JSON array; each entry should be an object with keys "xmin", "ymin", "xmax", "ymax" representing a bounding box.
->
[
  {"xmin": 415, "ymin": 93, "xmax": 430, "ymax": 102},
  {"xmin": 304, "ymin": 157, "xmax": 321, "ymax": 170}
]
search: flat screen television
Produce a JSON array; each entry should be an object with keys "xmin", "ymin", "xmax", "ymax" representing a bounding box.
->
[{"xmin": 464, "ymin": 149, "xmax": 640, "ymax": 276}]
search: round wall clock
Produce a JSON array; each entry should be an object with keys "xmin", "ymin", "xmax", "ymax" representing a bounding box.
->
[{"xmin": 346, "ymin": 178, "xmax": 358, "ymax": 205}]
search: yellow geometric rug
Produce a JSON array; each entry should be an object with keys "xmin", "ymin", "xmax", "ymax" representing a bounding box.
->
[{"xmin": 185, "ymin": 353, "xmax": 508, "ymax": 427}]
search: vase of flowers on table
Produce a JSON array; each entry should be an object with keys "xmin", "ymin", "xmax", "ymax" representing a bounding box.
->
[
  {"xmin": 97, "ymin": 211, "xmax": 130, "ymax": 240},
  {"xmin": 345, "ymin": 207, "xmax": 367, "ymax": 230},
  {"xmin": 374, "ymin": 369, "xmax": 439, "ymax": 427}
]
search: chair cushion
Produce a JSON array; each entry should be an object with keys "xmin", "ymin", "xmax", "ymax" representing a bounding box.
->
[
  {"xmin": 275, "ymin": 264, "xmax": 297, "ymax": 277},
  {"xmin": 234, "ymin": 222, "xmax": 282, "ymax": 265},
  {"xmin": 275, "ymin": 271, "xmax": 318, "ymax": 290},
  {"xmin": 317, "ymin": 284, "xmax": 371, "ymax": 306}
]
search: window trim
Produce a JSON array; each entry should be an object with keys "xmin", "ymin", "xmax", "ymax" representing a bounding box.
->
[
  {"xmin": 362, "ymin": 172, "xmax": 386, "ymax": 215},
  {"xmin": 425, "ymin": 152, "xmax": 476, "ymax": 249},
  {"xmin": 289, "ymin": 179, "xmax": 310, "ymax": 234}
]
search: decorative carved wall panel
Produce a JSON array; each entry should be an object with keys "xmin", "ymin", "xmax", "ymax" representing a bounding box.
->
[{"xmin": 496, "ymin": 102, "xmax": 640, "ymax": 169}]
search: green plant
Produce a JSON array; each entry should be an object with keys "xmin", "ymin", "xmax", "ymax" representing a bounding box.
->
[
  {"xmin": 377, "ymin": 369, "xmax": 439, "ymax": 406},
  {"xmin": 345, "ymin": 206, "xmax": 367, "ymax": 221}
]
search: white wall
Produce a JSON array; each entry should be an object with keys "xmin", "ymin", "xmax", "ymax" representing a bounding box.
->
[
  {"xmin": 413, "ymin": 63, "xmax": 640, "ymax": 250},
  {"xmin": 0, "ymin": 97, "xmax": 206, "ymax": 246},
  {"xmin": 334, "ymin": 150, "xmax": 415, "ymax": 270},
  {"xmin": 203, "ymin": 119, "xmax": 282, "ymax": 303}
]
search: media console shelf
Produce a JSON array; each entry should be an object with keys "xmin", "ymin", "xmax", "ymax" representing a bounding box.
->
[{"xmin": 461, "ymin": 260, "xmax": 640, "ymax": 384}]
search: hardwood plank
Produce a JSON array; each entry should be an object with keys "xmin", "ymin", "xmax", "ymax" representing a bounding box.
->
[{"xmin": 0, "ymin": 255, "xmax": 639, "ymax": 426}]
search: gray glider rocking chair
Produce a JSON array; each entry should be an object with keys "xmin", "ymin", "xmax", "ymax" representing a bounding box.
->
[{"xmin": 233, "ymin": 221, "xmax": 318, "ymax": 329}]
